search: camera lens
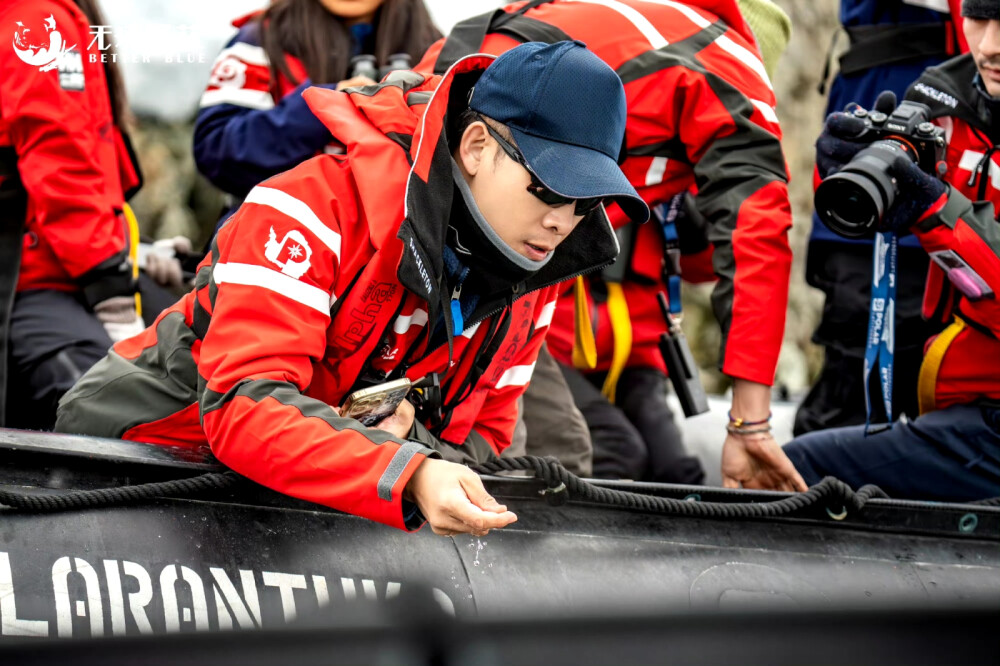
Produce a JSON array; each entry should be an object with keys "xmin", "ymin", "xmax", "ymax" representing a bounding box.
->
[
  {"xmin": 815, "ymin": 172, "xmax": 885, "ymax": 237},
  {"xmin": 814, "ymin": 141, "xmax": 909, "ymax": 238}
]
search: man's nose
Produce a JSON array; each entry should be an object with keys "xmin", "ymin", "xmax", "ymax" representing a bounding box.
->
[
  {"xmin": 542, "ymin": 203, "xmax": 577, "ymax": 236},
  {"xmin": 982, "ymin": 20, "xmax": 1000, "ymax": 57}
]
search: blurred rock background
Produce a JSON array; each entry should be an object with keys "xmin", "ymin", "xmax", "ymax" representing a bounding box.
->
[{"xmin": 120, "ymin": 0, "xmax": 841, "ymax": 398}]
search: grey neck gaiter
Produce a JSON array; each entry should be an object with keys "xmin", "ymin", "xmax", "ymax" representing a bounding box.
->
[{"xmin": 450, "ymin": 158, "xmax": 553, "ymax": 274}]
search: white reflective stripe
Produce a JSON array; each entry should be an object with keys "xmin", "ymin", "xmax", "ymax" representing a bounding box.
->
[
  {"xmin": 645, "ymin": 156, "xmax": 668, "ymax": 186},
  {"xmin": 495, "ymin": 363, "xmax": 536, "ymax": 389},
  {"xmin": 639, "ymin": 0, "xmax": 711, "ymax": 28},
  {"xmin": 713, "ymin": 35, "xmax": 773, "ymax": 90},
  {"xmin": 536, "ymin": 300, "xmax": 557, "ymax": 329},
  {"xmin": 751, "ymin": 99, "xmax": 779, "ymax": 125},
  {"xmin": 200, "ymin": 87, "xmax": 275, "ymax": 110},
  {"xmin": 959, "ymin": 150, "xmax": 1000, "ymax": 190},
  {"xmin": 461, "ymin": 321, "xmax": 482, "ymax": 338},
  {"xmin": 244, "ymin": 187, "xmax": 342, "ymax": 260},
  {"xmin": 393, "ymin": 308, "xmax": 429, "ymax": 334},
  {"xmin": 566, "ymin": 0, "xmax": 668, "ymax": 49},
  {"xmin": 214, "ymin": 42, "xmax": 270, "ymax": 67},
  {"xmin": 903, "ymin": 0, "xmax": 949, "ymax": 11},
  {"xmin": 213, "ymin": 263, "xmax": 331, "ymax": 315}
]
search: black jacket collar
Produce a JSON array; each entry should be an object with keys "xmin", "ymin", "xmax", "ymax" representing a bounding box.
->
[{"xmin": 906, "ymin": 54, "xmax": 998, "ymax": 143}]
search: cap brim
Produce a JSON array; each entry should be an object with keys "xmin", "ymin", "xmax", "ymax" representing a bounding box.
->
[{"xmin": 510, "ymin": 127, "xmax": 650, "ymax": 224}]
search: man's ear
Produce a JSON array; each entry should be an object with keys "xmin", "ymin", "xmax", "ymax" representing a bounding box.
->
[{"xmin": 458, "ymin": 122, "xmax": 489, "ymax": 177}]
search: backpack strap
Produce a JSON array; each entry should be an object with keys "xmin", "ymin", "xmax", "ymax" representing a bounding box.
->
[{"xmin": 433, "ymin": 0, "xmax": 564, "ymax": 75}]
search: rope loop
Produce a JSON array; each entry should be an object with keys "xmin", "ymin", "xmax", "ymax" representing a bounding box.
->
[{"xmin": 473, "ymin": 457, "xmax": 889, "ymax": 522}]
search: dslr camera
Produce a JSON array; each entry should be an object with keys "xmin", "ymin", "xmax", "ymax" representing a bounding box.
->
[{"xmin": 814, "ymin": 100, "xmax": 946, "ymax": 238}]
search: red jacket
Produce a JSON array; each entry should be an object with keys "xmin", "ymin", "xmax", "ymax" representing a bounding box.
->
[
  {"xmin": 904, "ymin": 54, "xmax": 1000, "ymax": 410},
  {"xmin": 55, "ymin": 54, "xmax": 620, "ymax": 530},
  {"xmin": 0, "ymin": 0, "xmax": 140, "ymax": 294},
  {"xmin": 417, "ymin": 0, "xmax": 793, "ymax": 385}
]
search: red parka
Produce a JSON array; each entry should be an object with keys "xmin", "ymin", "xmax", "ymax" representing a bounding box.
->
[
  {"xmin": 904, "ymin": 54, "xmax": 1000, "ymax": 411},
  {"xmin": 0, "ymin": 0, "xmax": 140, "ymax": 295},
  {"xmin": 417, "ymin": 0, "xmax": 793, "ymax": 386}
]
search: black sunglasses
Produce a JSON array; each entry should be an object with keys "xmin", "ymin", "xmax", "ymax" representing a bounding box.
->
[{"xmin": 478, "ymin": 117, "xmax": 605, "ymax": 216}]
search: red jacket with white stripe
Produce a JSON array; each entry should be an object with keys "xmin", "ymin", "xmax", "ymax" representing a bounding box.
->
[
  {"xmin": 55, "ymin": 54, "xmax": 620, "ymax": 530},
  {"xmin": 0, "ymin": 0, "xmax": 140, "ymax": 294},
  {"xmin": 417, "ymin": 0, "xmax": 793, "ymax": 385},
  {"xmin": 903, "ymin": 54, "xmax": 1000, "ymax": 410}
]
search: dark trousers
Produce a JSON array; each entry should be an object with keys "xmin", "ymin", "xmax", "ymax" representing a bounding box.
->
[
  {"xmin": 793, "ymin": 346, "xmax": 926, "ymax": 436},
  {"xmin": 784, "ymin": 404, "xmax": 1000, "ymax": 503},
  {"xmin": 3, "ymin": 277, "xmax": 178, "ymax": 430},
  {"xmin": 5, "ymin": 289, "xmax": 112, "ymax": 430},
  {"xmin": 559, "ymin": 363, "xmax": 705, "ymax": 484}
]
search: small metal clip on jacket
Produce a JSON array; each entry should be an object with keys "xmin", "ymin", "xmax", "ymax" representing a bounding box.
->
[{"xmin": 409, "ymin": 372, "xmax": 443, "ymax": 428}]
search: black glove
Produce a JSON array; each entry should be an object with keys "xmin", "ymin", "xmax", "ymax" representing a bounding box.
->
[
  {"xmin": 816, "ymin": 111, "xmax": 868, "ymax": 179},
  {"xmin": 881, "ymin": 155, "xmax": 947, "ymax": 233},
  {"xmin": 815, "ymin": 91, "xmax": 899, "ymax": 179}
]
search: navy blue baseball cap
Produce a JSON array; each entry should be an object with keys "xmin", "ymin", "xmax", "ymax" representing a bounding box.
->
[{"xmin": 469, "ymin": 41, "xmax": 649, "ymax": 224}]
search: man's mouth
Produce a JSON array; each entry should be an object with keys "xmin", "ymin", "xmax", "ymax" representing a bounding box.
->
[{"xmin": 524, "ymin": 242, "xmax": 552, "ymax": 260}]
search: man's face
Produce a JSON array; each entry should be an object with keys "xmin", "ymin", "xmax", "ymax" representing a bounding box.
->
[
  {"xmin": 965, "ymin": 18, "xmax": 1000, "ymax": 97},
  {"xmin": 460, "ymin": 122, "xmax": 585, "ymax": 262}
]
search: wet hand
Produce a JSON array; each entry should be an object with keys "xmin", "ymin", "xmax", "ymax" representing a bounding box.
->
[{"xmin": 405, "ymin": 458, "xmax": 518, "ymax": 537}]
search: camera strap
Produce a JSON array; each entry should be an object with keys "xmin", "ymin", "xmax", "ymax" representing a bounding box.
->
[{"xmin": 863, "ymin": 231, "xmax": 897, "ymax": 434}]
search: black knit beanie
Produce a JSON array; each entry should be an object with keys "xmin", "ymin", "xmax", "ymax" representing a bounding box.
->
[{"xmin": 963, "ymin": 0, "xmax": 1000, "ymax": 20}]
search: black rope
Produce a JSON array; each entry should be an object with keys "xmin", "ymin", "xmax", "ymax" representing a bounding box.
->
[
  {"xmin": 1, "ymin": 455, "xmax": 996, "ymax": 519},
  {"xmin": 473, "ymin": 456, "xmax": 890, "ymax": 520},
  {"xmin": 0, "ymin": 472, "xmax": 240, "ymax": 512}
]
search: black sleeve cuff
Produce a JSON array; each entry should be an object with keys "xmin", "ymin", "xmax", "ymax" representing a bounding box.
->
[
  {"xmin": 78, "ymin": 252, "xmax": 136, "ymax": 309},
  {"xmin": 402, "ymin": 500, "xmax": 427, "ymax": 531}
]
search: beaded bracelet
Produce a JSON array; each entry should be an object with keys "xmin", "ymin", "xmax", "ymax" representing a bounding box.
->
[{"xmin": 727, "ymin": 411, "xmax": 772, "ymax": 428}]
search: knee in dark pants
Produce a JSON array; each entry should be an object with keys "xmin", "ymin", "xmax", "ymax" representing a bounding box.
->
[
  {"xmin": 6, "ymin": 290, "xmax": 112, "ymax": 430},
  {"xmin": 616, "ymin": 367, "xmax": 705, "ymax": 485},
  {"xmin": 588, "ymin": 411, "xmax": 649, "ymax": 480},
  {"xmin": 558, "ymin": 363, "xmax": 648, "ymax": 480},
  {"xmin": 7, "ymin": 346, "xmax": 105, "ymax": 430}
]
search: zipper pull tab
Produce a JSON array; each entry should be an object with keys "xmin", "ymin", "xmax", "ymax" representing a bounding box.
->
[{"xmin": 450, "ymin": 282, "xmax": 463, "ymax": 335}]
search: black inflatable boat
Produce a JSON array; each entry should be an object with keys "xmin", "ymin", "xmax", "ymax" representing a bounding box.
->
[{"xmin": 0, "ymin": 427, "xmax": 997, "ymax": 651}]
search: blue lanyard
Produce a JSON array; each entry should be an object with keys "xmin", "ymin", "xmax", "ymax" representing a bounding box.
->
[
  {"xmin": 863, "ymin": 231, "xmax": 896, "ymax": 434},
  {"xmin": 653, "ymin": 195, "xmax": 685, "ymax": 316}
]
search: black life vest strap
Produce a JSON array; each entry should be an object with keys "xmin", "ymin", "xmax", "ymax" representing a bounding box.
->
[
  {"xmin": 840, "ymin": 22, "xmax": 955, "ymax": 77},
  {"xmin": 433, "ymin": 0, "xmax": 565, "ymax": 75},
  {"xmin": 0, "ymin": 147, "xmax": 26, "ymax": 426}
]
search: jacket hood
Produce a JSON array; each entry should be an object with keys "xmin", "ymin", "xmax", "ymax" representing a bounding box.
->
[
  {"xmin": 906, "ymin": 54, "xmax": 997, "ymax": 142},
  {"xmin": 302, "ymin": 53, "xmax": 620, "ymax": 316}
]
